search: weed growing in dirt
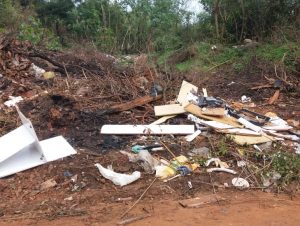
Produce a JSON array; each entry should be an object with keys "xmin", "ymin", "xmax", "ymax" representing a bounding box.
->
[
  {"xmin": 217, "ymin": 137, "xmax": 230, "ymax": 156},
  {"xmin": 271, "ymin": 151, "xmax": 300, "ymax": 186},
  {"xmin": 156, "ymin": 41, "xmax": 300, "ymax": 73}
]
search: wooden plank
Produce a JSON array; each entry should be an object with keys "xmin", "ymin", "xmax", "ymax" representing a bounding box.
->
[
  {"xmin": 101, "ymin": 125, "xmax": 195, "ymax": 135},
  {"xmin": 154, "ymin": 104, "xmax": 185, "ymax": 116},
  {"xmin": 229, "ymin": 134, "xmax": 273, "ymax": 145},
  {"xmin": 99, "ymin": 95, "xmax": 162, "ymax": 115},
  {"xmin": 179, "ymin": 195, "xmax": 225, "ymax": 208},
  {"xmin": 150, "ymin": 115, "xmax": 176, "ymax": 125},
  {"xmin": 202, "ymin": 88, "xmax": 208, "ymax": 97},
  {"xmin": 268, "ymin": 90, "xmax": 280, "ymax": 105},
  {"xmin": 217, "ymin": 128, "xmax": 261, "ymax": 136},
  {"xmin": 177, "ymin": 81, "xmax": 198, "ymax": 104},
  {"xmin": 201, "ymin": 108, "xmax": 225, "ymax": 116},
  {"xmin": 185, "ymin": 103, "xmax": 243, "ymax": 128}
]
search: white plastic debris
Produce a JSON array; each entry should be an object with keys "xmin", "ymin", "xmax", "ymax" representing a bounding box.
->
[
  {"xmin": 241, "ymin": 95, "xmax": 251, "ymax": 103},
  {"xmin": 0, "ymin": 106, "xmax": 76, "ymax": 178},
  {"xmin": 120, "ymin": 150, "xmax": 160, "ymax": 173},
  {"xmin": 253, "ymin": 144, "xmax": 263, "ymax": 152},
  {"xmin": 207, "ymin": 168, "xmax": 237, "ymax": 174},
  {"xmin": 4, "ymin": 96, "xmax": 23, "ymax": 107},
  {"xmin": 237, "ymin": 160, "xmax": 246, "ymax": 167},
  {"xmin": 211, "ymin": 45, "xmax": 217, "ymax": 50},
  {"xmin": 95, "ymin": 163, "xmax": 141, "ymax": 186},
  {"xmin": 296, "ymin": 144, "xmax": 300, "ymax": 155},
  {"xmin": 185, "ymin": 130, "xmax": 201, "ymax": 142},
  {"xmin": 31, "ymin": 63, "xmax": 45, "ymax": 77},
  {"xmin": 206, "ymin": 158, "xmax": 229, "ymax": 169},
  {"xmin": 232, "ymin": 177, "xmax": 249, "ymax": 188}
]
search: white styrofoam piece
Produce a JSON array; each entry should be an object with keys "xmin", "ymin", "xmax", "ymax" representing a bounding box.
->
[
  {"xmin": 100, "ymin": 125, "xmax": 195, "ymax": 135},
  {"xmin": 0, "ymin": 136, "xmax": 76, "ymax": 178}
]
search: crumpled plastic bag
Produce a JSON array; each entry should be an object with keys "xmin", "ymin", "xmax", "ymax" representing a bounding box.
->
[{"xmin": 95, "ymin": 163, "xmax": 140, "ymax": 186}]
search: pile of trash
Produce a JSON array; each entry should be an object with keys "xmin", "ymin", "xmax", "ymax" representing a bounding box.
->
[{"xmin": 95, "ymin": 80, "xmax": 300, "ymax": 188}]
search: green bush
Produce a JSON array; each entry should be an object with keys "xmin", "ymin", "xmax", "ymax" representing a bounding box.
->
[{"xmin": 18, "ymin": 17, "xmax": 61, "ymax": 50}]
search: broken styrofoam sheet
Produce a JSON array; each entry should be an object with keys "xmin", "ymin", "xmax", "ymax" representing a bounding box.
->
[
  {"xmin": 100, "ymin": 125, "xmax": 195, "ymax": 135},
  {"xmin": 0, "ymin": 136, "xmax": 76, "ymax": 178},
  {"xmin": 95, "ymin": 163, "xmax": 140, "ymax": 186},
  {"xmin": 4, "ymin": 96, "xmax": 23, "ymax": 107},
  {"xmin": 177, "ymin": 80, "xmax": 198, "ymax": 104}
]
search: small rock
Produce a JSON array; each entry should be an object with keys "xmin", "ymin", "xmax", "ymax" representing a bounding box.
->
[
  {"xmin": 64, "ymin": 196, "xmax": 73, "ymax": 201},
  {"xmin": 40, "ymin": 178, "xmax": 57, "ymax": 190},
  {"xmin": 188, "ymin": 147, "xmax": 210, "ymax": 158}
]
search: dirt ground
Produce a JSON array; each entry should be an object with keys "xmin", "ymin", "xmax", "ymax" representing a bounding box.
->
[{"xmin": 1, "ymin": 37, "xmax": 300, "ymax": 225}]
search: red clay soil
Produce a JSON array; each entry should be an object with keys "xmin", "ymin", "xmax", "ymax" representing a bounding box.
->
[{"xmin": 1, "ymin": 36, "xmax": 300, "ymax": 225}]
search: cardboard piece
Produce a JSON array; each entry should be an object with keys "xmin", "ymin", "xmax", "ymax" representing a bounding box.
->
[
  {"xmin": 229, "ymin": 134, "xmax": 273, "ymax": 145},
  {"xmin": 201, "ymin": 108, "xmax": 225, "ymax": 116},
  {"xmin": 185, "ymin": 103, "xmax": 242, "ymax": 128},
  {"xmin": 0, "ymin": 107, "xmax": 76, "ymax": 178},
  {"xmin": 154, "ymin": 104, "xmax": 185, "ymax": 116},
  {"xmin": 177, "ymin": 81, "xmax": 198, "ymax": 104},
  {"xmin": 101, "ymin": 125, "xmax": 195, "ymax": 135}
]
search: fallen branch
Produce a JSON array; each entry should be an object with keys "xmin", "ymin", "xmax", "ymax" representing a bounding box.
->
[
  {"xmin": 97, "ymin": 95, "xmax": 162, "ymax": 115},
  {"xmin": 117, "ymin": 214, "xmax": 151, "ymax": 225},
  {"xmin": 120, "ymin": 178, "xmax": 157, "ymax": 219}
]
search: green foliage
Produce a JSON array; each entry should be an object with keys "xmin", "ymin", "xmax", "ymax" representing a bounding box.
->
[
  {"xmin": 0, "ymin": 0, "xmax": 20, "ymax": 29},
  {"xmin": 217, "ymin": 137, "xmax": 230, "ymax": 156},
  {"xmin": 18, "ymin": 17, "xmax": 61, "ymax": 50},
  {"xmin": 271, "ymin": 152, "xmax": 300, "ymax": 185},
  {"xmin": 256, "ymin": 42, "xmax": 300, "ymax": 68}
]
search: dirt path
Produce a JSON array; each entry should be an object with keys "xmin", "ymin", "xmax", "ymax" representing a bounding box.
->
[{"xmin": 0, "ymin": 191, "xmax": 299, "ymax": 226}]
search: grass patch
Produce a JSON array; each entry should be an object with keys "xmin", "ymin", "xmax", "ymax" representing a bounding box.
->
[{"xmin": 156, "ymin": 41, "xmax": 300, "ymax": 73}]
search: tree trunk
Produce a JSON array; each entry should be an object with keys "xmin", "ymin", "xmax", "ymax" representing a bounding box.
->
[{"xmin": 214, "ymin": 0, "xmax": 220, "ymax": 39}]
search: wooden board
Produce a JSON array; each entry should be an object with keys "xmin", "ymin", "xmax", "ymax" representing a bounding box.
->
[
  {"xmin": 99, "ymin": 95, "xmax": 162, "ymax": 115},
  {"xmin": 185, "ymin": 103, "xmax": 243, "ymax": 128},
  {"xmin": 217, "ymin": 128, "xmax": 261, "ymax": 136},
  {"xmin": 154, "ymin": 104, "xmax": 185, "ymax": 116},
  {"xmin": 101, "ymin": 125, "xmax": 195, "ymax": 135},
  {"xmin": 150, "ymin": 115, "xmax": 176, "ymax": 125},
  {"xmin": 201, "ymin": 108, "xmax": 225, "ymax": 116},
  {"xmin": 229, "ymin": 134, "xmax": 273, "ymax": 145},
  {"xmin": 177, "ymin": 80, "xmax": 198, "ymax": 104}
]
